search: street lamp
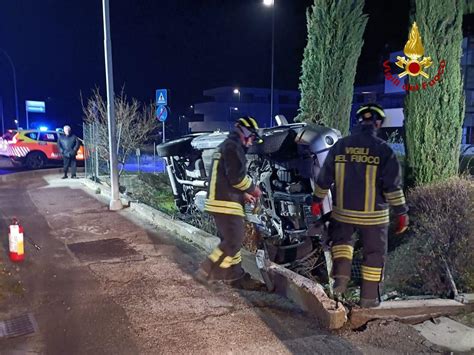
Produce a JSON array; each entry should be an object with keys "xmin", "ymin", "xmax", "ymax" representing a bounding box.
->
[
  {"xmin": 102, "ymin": 0, "xmax": 122, "ymax": 211},
  {"xmin": 263, "ymin": 0, "xmax": 275, "ymax": 127},
  {"xmin": 233, "ymin": 88, "xmax": 241, "ymax": 102},
  {"xmin": 0, "ymin": 49, "xmax": 19, "ymax": 131},
  {"xmin": 229, "ymin": 107, "xmax": 239, "ymax": 130}
]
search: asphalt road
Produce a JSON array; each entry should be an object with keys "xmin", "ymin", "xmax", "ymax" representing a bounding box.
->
[
  {"xmin": 0, "ymin": 172, "xmax": 359, "ymax": 354},
  {"xmin": 0, "ymin": 156, "xmax": 26, "ymax": 175}
]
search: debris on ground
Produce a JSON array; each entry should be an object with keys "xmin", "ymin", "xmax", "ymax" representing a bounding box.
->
[
  {"xmin": 340, "ymin": 320, "xmax": 440, "ymax": 354},
  {"xmin": 413, "ymin": 316, "xmax": 474, "ymax": 353}
]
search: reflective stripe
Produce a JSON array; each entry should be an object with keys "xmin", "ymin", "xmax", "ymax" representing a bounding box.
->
[
  {"xmin": 248, "ymin": 117, "xmax": 258, "ymax": 129},
  {"xmin": 204, "ymin": 202, "xmax": 245, "ymax": 216},
  {"xmin": 220, "ymin": 252, "xmax": 242, "ymax": 268},
  {"xmin": 205, "ymin": 200, "xmax": 243, "ymax": 213},
  {"xmin": 220, "ymin": 256, "xmax": 234, "ymax": 268},
  {"xmin": 364, "ymin": 165, "xmax": 377, "ymax": 212},
  {"xmin": 332, "ymin": 244, "xmax": 354, "ymax": 260},
  {"xmin": 209, "ymin": 159, "xmax": 219, "ymax": 200},
  {"xmin": 208, "ymin": 248, "xmax": 224, "ymax": 263},
  {"xmin": 238, "ymin": 118, "xmax": 251, "ymax": 127},
  {"xmin": 333, "ymin": 207, "xmax": 389, "ymax": 218},
  {"xmin": 384, "ymin": 190, "xmax": 406, "ymax": 207},
  {"xmin": 388, "ymin": 196, "xmax": 406, "ymax": 206},
  {"xmin": 335, "ymin": 162, "xmax": 345, "ymax": 208},
  {"xmin": 233, "ymin": 176, "xmax": 252, "ymax": 190},
  {"xmin": 332, "ymin": 212, "xmax": 389, "ymax": 226},
  {"xmin": 384, "ymin": 190, "xmax": 404, "ymax": 199},
  {"xmin": 314, "ymin": 185, "xmax": 329, "ymax": 199},
  {"xmin": 361, "ymin": 265, "xmax": 382, "ymax": 282}
]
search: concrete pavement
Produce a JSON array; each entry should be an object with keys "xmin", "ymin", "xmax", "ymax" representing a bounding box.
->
[{"xmin": 0, "ymin": 173, "xmax": 358, "ymax": 354}]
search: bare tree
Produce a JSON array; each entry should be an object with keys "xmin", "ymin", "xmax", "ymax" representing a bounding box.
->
[{"xmin": 82, "ymin": 89, "xmax": 159, "ymax": 175}]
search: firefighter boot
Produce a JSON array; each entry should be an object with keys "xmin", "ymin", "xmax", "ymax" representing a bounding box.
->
[
  {"xmin": 359, "ymin": 298, "xmax": 380, "ymax": 308},
  {"xmin": 226, "ymin": 272, "xmax": 265, "ymax": 291},
  {"xmin": 333, "ymin": 276, "xmax": 350, "ymax": 294}
]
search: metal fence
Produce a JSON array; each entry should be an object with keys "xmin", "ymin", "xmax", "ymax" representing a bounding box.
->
[{"xmin": 83, "ymin": 122, "xmax": 166, "ymax": 181}]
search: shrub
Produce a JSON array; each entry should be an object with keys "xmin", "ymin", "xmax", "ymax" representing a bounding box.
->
[{"xmin": 385, "ymin": 177, "xmax": 474, "ymax": 296}]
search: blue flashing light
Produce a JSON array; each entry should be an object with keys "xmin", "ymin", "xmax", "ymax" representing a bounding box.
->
[{"xmin": 39, "ymin": 126, "xmax": 48, "ymax": 132}]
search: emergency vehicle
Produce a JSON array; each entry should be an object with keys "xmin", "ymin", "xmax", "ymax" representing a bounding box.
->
[{"xmin": 3, "ymin": 129, "xmax": 84, "ymax": 169}]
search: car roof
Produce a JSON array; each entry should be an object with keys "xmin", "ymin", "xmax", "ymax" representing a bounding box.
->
[{"xmin": 18, "ymin": 130, "xmax": 60, "ymax": 134}]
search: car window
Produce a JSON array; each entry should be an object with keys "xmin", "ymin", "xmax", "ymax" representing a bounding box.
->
[
  {"xmin": 39, "ymin": 132, "xmax": 58, "ymax": 142},
  {"xmin": 25, "ymin": 132, "xmax": 39, "ymax": 140}
]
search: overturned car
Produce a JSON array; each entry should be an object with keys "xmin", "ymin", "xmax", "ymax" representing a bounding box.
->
[{"xmin": 157, "ymin": 120, "xmax": 340, "ymax": 266}]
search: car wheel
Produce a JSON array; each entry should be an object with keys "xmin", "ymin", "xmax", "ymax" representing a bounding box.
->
[{"xmin": 25, "ymin": 151, "xmax": 47, "ymax": 170}]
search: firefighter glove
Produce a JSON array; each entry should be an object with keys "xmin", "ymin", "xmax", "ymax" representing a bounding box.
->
[
  {"xmin": 395, "ymin": 214, "xmax": 409, "ymax": 234},
  {"xmin": 251, "ymin": 186, "xmax": 262, "ymax": 198},
  {"xmin": 311, "ymin": 202, "xmax": 322, "ymax": 217}
]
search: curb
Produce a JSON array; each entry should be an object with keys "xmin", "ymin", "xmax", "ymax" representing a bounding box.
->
[
  {"xmin": 81, "ymin": 177, "xmax": 349, "ymax": 329},
  {"xmin": 0, "ymin": 167, "xmax": 85, "ymax": 183}
]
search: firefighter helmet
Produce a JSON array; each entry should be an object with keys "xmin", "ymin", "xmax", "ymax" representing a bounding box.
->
[
  {"xmin": 236, "ymin": 116, "xmax": 263, "ymax": 143},
  {"xmin": 356, "ymin": 103, "xmax": 386, "ymax": 125}
]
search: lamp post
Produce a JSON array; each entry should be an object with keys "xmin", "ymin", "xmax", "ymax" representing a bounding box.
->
[
  {"xmin": 102, "ymin": 0, "xmax": 122, "ymax": 211},
  {"xmin": 263, "ymin": 0, "xmax": 275, "ymax": 127},
  {"xmin": 233, "ymin": 88, "xmax": 241, "ymax": 102},
  {"xmin": 229, "ymin": 106, "xmax": 238, "ymax": 130},
  {"xmin": 0, "ymin": 49, "xmax": 19, "ymax": 130}
]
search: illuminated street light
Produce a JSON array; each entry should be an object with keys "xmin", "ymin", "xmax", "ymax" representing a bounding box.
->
[
  {"xmin": 233, "ymin": 88, "xmax": 241, "ymax": 102},
  {"xmin": 263, "ymin": 0, "xmax": 274, "ymax": 6}
]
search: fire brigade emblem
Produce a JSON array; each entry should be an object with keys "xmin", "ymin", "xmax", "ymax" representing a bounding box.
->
[{"xmin": 395, "ymin": 22, "xmax": 433, "ymax": 79}]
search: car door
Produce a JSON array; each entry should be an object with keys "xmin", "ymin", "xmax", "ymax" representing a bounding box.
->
[{"xmin": 38, "ymin": 132, "xmax": 60, "ymax": 160}]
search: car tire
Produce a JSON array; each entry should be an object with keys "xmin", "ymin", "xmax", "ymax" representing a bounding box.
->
[{"xmin": 25, "ymin": 151, "xmax": 47, "ymax": 170}]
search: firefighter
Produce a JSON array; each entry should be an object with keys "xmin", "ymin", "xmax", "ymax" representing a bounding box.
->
[
  {"xmin": 312, "ymin": 103, "xmax": 409, "ymax": 308},
  {"xmin": 195, "ymin": 116, "xmax": 264, "ymax": 290}
]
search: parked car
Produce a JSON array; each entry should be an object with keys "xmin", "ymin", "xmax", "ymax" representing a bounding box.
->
[{"xmin": 4, "ymin": 129, "xmax": 84, "ymax": 169}]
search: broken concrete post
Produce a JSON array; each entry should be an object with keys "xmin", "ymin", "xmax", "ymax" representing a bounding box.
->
[
  {"xmin": 350, "ymin": 298, "xmax": 473, "ymax": 329},
  {"xmin": 262, "ymin": 262, "xmax": 347, "ymax": 329}
]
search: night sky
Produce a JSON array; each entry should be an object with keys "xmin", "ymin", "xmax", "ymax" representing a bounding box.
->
[{"xmin": 0, "ymin": 0, "xmax": 414, "ymax": 132}]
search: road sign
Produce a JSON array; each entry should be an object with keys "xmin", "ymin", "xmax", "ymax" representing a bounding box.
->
[
  {"xmin": 25, "ymin": 100, "xmax": 46, "ymax": 113},
  {"xmin": 156, "ymin": 105, "xmax": 168, "ymax": 122},
  {"xmin": 156, "ymin": 89, "xmax": 168, "ymax": 106}
]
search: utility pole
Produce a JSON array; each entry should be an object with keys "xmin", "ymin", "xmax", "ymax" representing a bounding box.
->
[
  {"xmin": 102, "ymin": 0, "xmax": 122, "ymax": 211},
  {"xmin": 0, "ymin": 96, "xmax": 4, "ymax": 133},
  {"xmin": 270, "ymin": 2, "xmax": 275, "ymax": 127},
  {"xmin": 0, "ymin": 49, "xmax": 19, "ymax": 128}
]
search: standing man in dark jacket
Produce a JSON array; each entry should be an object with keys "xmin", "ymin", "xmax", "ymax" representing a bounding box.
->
[
  {"xmin": 58, "ymin": 125, "xmax": 80, "ymax": 179},
  {"xmin": 312, "ymin": 104, "xmax": 409, "ymax": 308},
  {"xmin": 195, "ymin": 117, "xmax": 263, "ymax": 290}
]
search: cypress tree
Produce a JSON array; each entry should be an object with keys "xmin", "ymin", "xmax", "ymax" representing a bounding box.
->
[
  {"xmin": 296, "ymin": 0, "xmax": 368, "ymax": 136},
  {"xmin": 403, "ymin": 0, "xmax": 465, "ymax": 185}
]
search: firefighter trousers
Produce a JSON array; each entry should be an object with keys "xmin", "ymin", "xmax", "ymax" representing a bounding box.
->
[
  {"xmin": 200, "ymin": 213, "xmax": 245, "ymax": 281},
  {"xmin": 329, "ymin": 220, "xmax": 388, "ymax": 302}
]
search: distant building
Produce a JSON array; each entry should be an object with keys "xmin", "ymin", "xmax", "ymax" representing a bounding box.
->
[
  {"xmin": 189, "ymin": 87, "xmax": 300, "ymax": 132},
  {"xmin": 189, "ymin": 37, "xmax": 474, "ymax": 144}
]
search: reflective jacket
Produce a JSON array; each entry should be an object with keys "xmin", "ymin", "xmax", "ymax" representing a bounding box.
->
[
  {"xmin": 314, "ymin": 125, "xmax": 408, "ymax": 226},
  {"xmin": 205, "ymin": 131, "xmax": 255, "ymax": 216}
]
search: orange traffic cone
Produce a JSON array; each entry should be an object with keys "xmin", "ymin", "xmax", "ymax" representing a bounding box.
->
[{"xmin": 8, "ymin": 218, "xmax": 24, "ymax": 262}]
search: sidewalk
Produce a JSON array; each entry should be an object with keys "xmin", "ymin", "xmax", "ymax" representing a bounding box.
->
[{"xmin": 0, "ymin": 173, "xmax": 359, "ymax": 354}]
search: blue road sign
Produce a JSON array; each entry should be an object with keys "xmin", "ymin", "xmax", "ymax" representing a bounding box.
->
[
  {"xmin": 25, "ymin": 100, "xmax": 46, "ymax": 113},
  {"xmin": 156, "ymin": 89, "xmax": 168, "ymax": 106},
  {"xmin": 156, "ymin": 105, "xmax": 168, "ymax": 122}
]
